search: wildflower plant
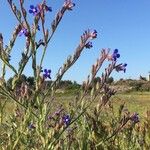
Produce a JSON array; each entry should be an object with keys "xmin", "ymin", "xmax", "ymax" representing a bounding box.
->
[{"xmin": 0, "ymin": 0, "xmax": 149, "ymax": 149}]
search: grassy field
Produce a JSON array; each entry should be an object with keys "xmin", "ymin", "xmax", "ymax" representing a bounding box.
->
[
  {"xmin": 1, "ymin": 91, "xmax": 150, "ymax": 149},
  {"xmin": 1, "ymin": 91, "xmax": 150, "ymax": 122},
  {"xmin": 56, "ymin": 91, "xmax": 150, "ymax": 117},
  {"xmin": 112, "ymin": 91, "xmax": 150, "ymax": 117}
]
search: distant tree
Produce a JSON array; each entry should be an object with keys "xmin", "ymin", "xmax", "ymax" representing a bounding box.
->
[
  {"xmin": 27, "ymin": 76, "xmax": 35, "ymax": 87},
  {"xmin": 93, "ymin": 77, "xmax": 101, "ymax": 84},
  {"xmin": 6, "ymin": 77, "xmax": 13, "ymax": 90},
  {"xmin": 141, "ymin": 82, "xmax": 150, "ymax": 91},
  {"xmin": 72, "ymin": 81, "xmax": 80, "ymax": 89},
  {"xmin": 6, "ymin": 74, "xmax": 28, "ymax": 90},
  {"xmin": 119, "ymin": 78, "xmax": 124, "ymax": 81},
  {"xmin": 57, "ymin": 80, "xmax": 80, "ymax": 90},
  {"xmin": 20, "ymin": 74, "xmax": 27, "ymax": 82},
  {"xmin": 46, "ymin": 80, "xmax": 52, "ymax": 87},
  {"xmin": 129, "ymin": 81, "xmax": 143, "ymax": 91},
  {"xmin": 17, "ymin": 74, "xmax": 27, "ymax": 86},
  {"xmin": 73, "ymin": 81, "xmax": 77, "ymax": 85},
  {"xmin": 106, "ymin": 77, "xmax": 114, "ymax": 84}
]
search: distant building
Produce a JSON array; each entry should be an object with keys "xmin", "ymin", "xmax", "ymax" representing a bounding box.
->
[{"xmin": 148, "ymin": 72, "xmax": 150, "ymax": 81}]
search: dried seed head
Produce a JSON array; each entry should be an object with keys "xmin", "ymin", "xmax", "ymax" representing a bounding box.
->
[
  {"xmin": 45, "ymin": 29, "xmax": 49, "ymax": 41},
  {"xmin": 25, "ymin": 37, "xmax": 30, "ymax": 49},
  {"xmin": 91, "ymin": 65, "xmax": 95, "ymax": 75},
  {"xmin": 14, "ymin": 24, "xmax": 22, "ymax": 35},
  {"xmin": 63, "ymin": 0, "xmax": 75, "ymax": 10},
  {"xmin": 20, "ymin": 82, "xmax": 29, "ymax": 98},
  {"xmin": 22, "ymin": 7, "xmax": 27, "ymax": 18},
  {"xmin": 12, "ymin": 3, "xmax": 17, "ymax": 12}
]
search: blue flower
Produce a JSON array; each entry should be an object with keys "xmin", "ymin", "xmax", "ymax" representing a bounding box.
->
[
  {"xmin": 29, "ymin": 5, "xmax": 40, "ymax": 16},
  {"xmin": 116, "ymin": 63, "xmax": 127, "ymax": 73},
  {"xmin": 19, "ymin": 28, "xmax": 28, "ymax": 37},
  {"xmin": 112, "ymin": 49, "xmax": 120, "ymax": 61},
  {"xmin": 45, "ymin": 5, "xmax": 52, "ymax": 12},
  {"xmin": 43, "ymin": 1, "xmax": 52, "ymax": 12},
  {"xmin": 41, "ymin": 69, "xmax": 51, "ymax": 79},
  {"xmin": 85, "ymin": 41, "xmax": 93, "ymax": 49},
  {"xmin": 63, "ymin": 114, "xmax": 71, "ymax": 126}
]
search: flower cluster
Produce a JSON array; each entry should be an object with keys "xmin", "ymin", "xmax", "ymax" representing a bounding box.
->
[
  {"xmin": 82, "ymin": 29, "xmax": 97, "ymax": 49},
  {"xmin": 41, "ymin": 68, "xmax": 51, "ymax": 79},
  {"xmin": 115, "ymin": 63, "xmax": 127, "ymax": 73},
  {"xmin": 90, "ymin": 29, "xmax": 97, "ymax": 39},
  {"xmin": 107, "ymin": 49, "xmax": 120, "ymax": 61},
  {"xmin": 29, "ymin": 5, "xmax": 40, "ymax": 16},
  {"xmin": 106, "ymin": 49, "xmax": 127, "ymax": 73},
  {"xmin": 29, "ymin": 2, "xmax": 52, "ymax": 16},
  {"xmin": 112, "ymin": 49, "xmax": 120, "ymax": 61},
  {"xmin": 85, "ymin": 41, "xmax": 93, "ymax": 49}
]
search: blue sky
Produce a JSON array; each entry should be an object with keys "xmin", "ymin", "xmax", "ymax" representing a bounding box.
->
[{"xmin": 0, "ymin": 0, "xmax": 150, "ymax": 83}]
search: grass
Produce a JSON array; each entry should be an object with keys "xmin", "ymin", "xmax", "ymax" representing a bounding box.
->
[
  {"xmin": 112, "ymin": 91, "xmax": 150, "ymax": 117},
  {"xmin": 55, "ymin": 90, "xmax": 150, "ymax": 119},
  {"xmin": 1, "ymin": 91, "xmax": 150, "ymax": 122},
  {"xmin": 1, "ymin": 90, "xmax": 150, "ymax": 149}
]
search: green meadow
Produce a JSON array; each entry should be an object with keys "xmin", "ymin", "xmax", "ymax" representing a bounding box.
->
[{"xmin": 1, "ymin": 91, "xmax": 150, "ymax": 122}]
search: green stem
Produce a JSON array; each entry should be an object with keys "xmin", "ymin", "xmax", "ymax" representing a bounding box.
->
[
  {"xmin": 0, "ymin": 56, "xmax": 17, "ymax": 74},
  {"xmin": 1, "ymin": 63, "xmax": 6, "ymax": 78}
]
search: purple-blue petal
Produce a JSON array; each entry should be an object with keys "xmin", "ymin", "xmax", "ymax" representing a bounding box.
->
[
  {"xmin": 44, "ymin": 69, "xmax": 47, "ymax": 73},
  {"xmin": 43, "ymin": 74, "xmax": 47, "ymax": 78},
  {"xmin": 95, "ymin": 30, "xmax": 97, "ymax": 33},
  {"xmin": 19, "ymin": 31, "xmax": 23, "ymax": 36},
  {"xmin": 117, "ymin": 54, "xmax": 120, "ymax": 58},
  {"xmin": 30, "ymin": 5, "xmax": 34, "ymax": 9},
  {"xmin": 37, "ymin": 25, "xmax": 40, "ymax": 31},
  {"xmin": 48, "ymin": 75, "xmax": 51, "ymax": 79},
  {"xmin": 114, "ymin": 49, "xmax": 118, "ymax": 53},
  {"xmin": 48, "ymin": 70, "xmax": 51, "ymax": 73},
  {"xmin": 47, "ymin": 6, "xmax": 52, "ymax": 12},
  {"xmin": 113, "ymin": 57, "xmax": 116, "ymax": 61},
  {"xmin": 124, "ymin": 63, "xmax": 127, "ymax": 67},
  {"xmin": 29, "ymin": 9, "xmax": 33, "ymax": 13}
]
